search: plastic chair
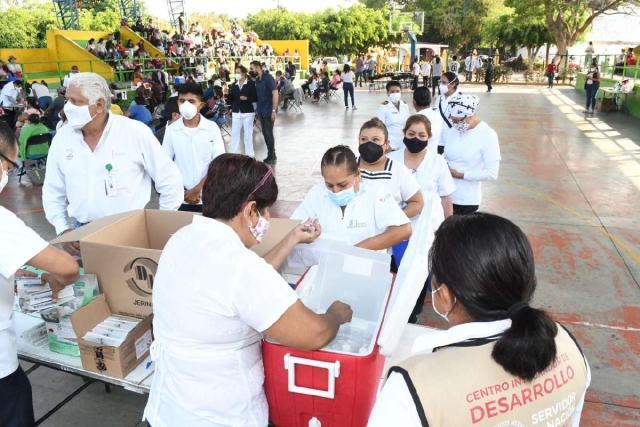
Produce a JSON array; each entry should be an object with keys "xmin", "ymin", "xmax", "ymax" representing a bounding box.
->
[{"xmin": 20, "ymin": 133, "xmax": 52, "ymax": 185}]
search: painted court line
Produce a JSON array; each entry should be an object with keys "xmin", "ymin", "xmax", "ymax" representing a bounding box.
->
[
  {"xmin": 563, "ymin": 321, "xmax": 640, "ymax": 332},
  {"xmin": 502, "ymin": 179, "xmax": 640, "ymax": 265}
]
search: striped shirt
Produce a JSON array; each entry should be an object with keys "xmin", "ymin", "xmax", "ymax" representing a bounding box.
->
[{"xmin": 359, "ymin": 158, "xmax": 421, "ymax": 208}]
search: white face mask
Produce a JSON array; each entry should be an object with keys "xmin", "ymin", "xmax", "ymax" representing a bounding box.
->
[
  {"xmin": 431, "ymin": 285, "xmax": 456, "ymax": 323},
  {"xmin": 179, "ymin": 101, "xmax": 198, "ymax": 120},
  {"xmin": 0, "ymin": 166, "xmax": 8, "ymax": 193},
  {"xmin": 235, "ymin": 73, "xmax": 242, "ymax": 81},
  {"xmin": 439, "ymin": 83, "xmax": 450, "ymax": 94},
  {"xmin": 389, "ymin": 92, "xmax": 401, "ymax": 103},
  {"xmin": 453, "ymin": 120, "xmax": 471, "ymax": 133},
  {"xmin": 64, "ymin": 102, "xmax": 96, "ymax": 130}
]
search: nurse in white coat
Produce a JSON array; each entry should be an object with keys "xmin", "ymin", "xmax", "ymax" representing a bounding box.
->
[
  {"xmin": 144, "ymin": 154, "xmax": 353, "ymax": 427},
  {"xmin": 291, "ymin": 145, "xmax": 412, "ymax": 251},
  {"xmin": 376, "ymin": 80, "xmax": 409, "ymax": 151},
  {"xmin": 0, "ymin": 123, "xmax": 79, "ymax": 427},
  {"xmin": 357, "ymin": 118, "xmax": 424, "ymax": 220}
]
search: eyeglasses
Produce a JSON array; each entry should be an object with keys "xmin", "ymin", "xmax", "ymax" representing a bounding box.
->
[{"xmin": 0, "ymin": 153, "xmax": 19, "ymax": 174}]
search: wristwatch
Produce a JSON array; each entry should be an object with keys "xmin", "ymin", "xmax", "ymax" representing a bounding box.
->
[{"xmin": 272, "ymin": 109, "xmax": 276, "ymax": 113}]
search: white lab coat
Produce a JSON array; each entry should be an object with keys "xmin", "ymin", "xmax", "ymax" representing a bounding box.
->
[
  {"xmin": 291, "ymin": 180, "xmax": 410, "ymax": 246},
  {"xmin": 43, "ymin": 113, "xmax": 184, "ymax": 234},
  {"xmin": 377, "ymin": 101, "xmax": 410, "ymax": 151},
  {"xmin": 143, "ymin": 216, "xmax": 299, "ymax": 427}
]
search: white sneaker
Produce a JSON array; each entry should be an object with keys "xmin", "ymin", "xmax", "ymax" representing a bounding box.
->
[
  {"xmin": 345, "ymin": 106, "xmax": 349, "ymax": 110},
  {"xmin": 352, "ymin": 106, "xmax": 357, "ymax": 110}
]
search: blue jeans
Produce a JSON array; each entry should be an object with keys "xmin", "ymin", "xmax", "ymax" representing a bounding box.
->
[
  {"xmin": 585, "ymin": 84, "xmax": 599, "ymax": 110},
  {"xmin": 548, "ymin": 73, "xmax": 555, "ymax": 88},
  {"xmin": 343, "ymin": 82, "xmax": 354, "ymax": 107},
  {"xmin": 209, "ymin": 116, "xmax": 226, "ymax": 125},
  {"xmin": 38, "ymin": 96, "xmax": 52, "ymax": 111}
]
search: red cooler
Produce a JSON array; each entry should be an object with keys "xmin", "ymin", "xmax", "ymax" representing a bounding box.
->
[{"xmin": 264, "ymin": 244, "xmax": 412, "ymax": 427}]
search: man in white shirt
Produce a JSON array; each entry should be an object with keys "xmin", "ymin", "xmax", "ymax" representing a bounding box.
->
[
  {"xmin": 0, "ymin": 79, "xmax": 23, "ymax": 128},
  {"xmin": 411, "ymin": 59, "xmax": 421, "ymax": 90},
  {"xmin": 62, "ymin": 65, "xmax": 79, "ymax": 88},
  {"xmin": 421, "ymin": 60, "xmax": 431, "ymax": 87},
  {"xmin": 163, "ymin": 82, "xmax": 225, "ymax": 212},
  {"xmin": 412, "ymin": 87, "xmax": 442, "ymax": 153},
  {"xmin": 0, "ymin": 122, "xmax": 80, "ymax": 427},
  {"xmin": 43, "ymin": 73, "xmax": 184, "ymax": 256},
  {"xmin": 448, "ymin": 55, "xmax": 460, "ymax": 75},
  {"xmin": 30, "ymin": 80, "xmax": 52, "ymax": 110}
]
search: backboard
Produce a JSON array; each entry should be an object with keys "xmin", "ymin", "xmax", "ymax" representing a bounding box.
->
[{"xmin": 389, "ymin": 11, "xmax": 424, "ymax": 34}]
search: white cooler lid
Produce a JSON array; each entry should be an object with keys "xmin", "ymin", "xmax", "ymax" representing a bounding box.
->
[{"xmin": 378, "ymin": 198, "xmax": 435, "ymax": 357}]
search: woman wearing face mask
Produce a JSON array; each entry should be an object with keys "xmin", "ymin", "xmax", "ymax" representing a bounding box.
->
[
  {"xmin": 442, "ymin": 94, "xmax": 501, "ymax": 215},
  {"xmin": 358, "ymin": 118, "xmax": 424, "ymax": 223},
  {"xmin": 291, "ymin": 145, "xmax": 411, "ymax": 250},
  {"xmin": 0, "ymin": 121, "xmax": 79, "ymax": 427},
  {"xmin": 227, "ymin": 65, "xmax": 258, "ymax": 157},
  {"xmin": 368, "ymin": 213, "xmax": 590, "ymax": 427},
  {"xmin": 583, "ymin": 63, "xmax": 600, "ymax": 114},
  {"xmin": 434, "ymin": 72, "xmax": 462, "ymax": 142},
  {"xmin": 144, "ymin": 154, "xmax": 353, "ymax": 427},
  {"xmin": 376, "ymin": 81, "xmax": 409, "ymax": 151}
]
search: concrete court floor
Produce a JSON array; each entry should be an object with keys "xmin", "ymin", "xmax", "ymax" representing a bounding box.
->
[{"xmin": 2, "ymin": 83, "xmax": 640, "ymax": 425}]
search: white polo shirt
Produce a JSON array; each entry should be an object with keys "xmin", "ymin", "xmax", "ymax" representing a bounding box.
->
[
  {"xmin": 416, "ymin": 108, "xmax": 443, "ymax": 152},
  {"xmin": 388, "ymin": 148, "xmax": 455, "ymax": 229},
  {"xmin": 0, "ymin": 207, "xmax": 48, "ymax": 379},
  {"xmin": 442, "ymin": 121, "xmax": 501, "ymax": 206},
  {"xmin": 0, "ymin": 84, "xmax": 18, "ymax": 107},
  {"xmin": 163, "ymin": 116, "xmax": 225, "ymax": 204},
  {"xmin": 412, "ymin": 62, "xmax": 421, "ymax": 76},
  {"xmin": 360, "ymin": 158, "xmax": 421, "ymax": 210},
  {"xmin": 43, "ymin": 113, "xmax": 184, "ymax": 235},
  {"xmin": 31, "ymin": 83, "xmax": 50, "ymax": 99},
  {"xmin": 421, "ymin": 63, "xmax": 431, "ymax": 78},
  {"xmin": 291, "ymin": 180, "xmax": 410, "ymax": 246},
  {"xmin": 377, "ymin": 101, "xmax": 410, "ymax": 151},
  {"xmin": 144, "ymin": 216, "xmax": 298, "ymax": 427}
]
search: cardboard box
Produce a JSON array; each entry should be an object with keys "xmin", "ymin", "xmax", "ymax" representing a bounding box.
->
[
  {"xmin": 71, "ymin": 295, "xmax": 153, "ymax": 379},
  {"xmin": 52, "ymin": 210, "xmax": 299, "ymax": 318},
  {"xmin": 598, "ymin": 98, "xmax": 613, "ymax": 112}
]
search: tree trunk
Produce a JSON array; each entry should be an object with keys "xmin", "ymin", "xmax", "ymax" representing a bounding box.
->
[{"xmin": 527, "ymin": 47, "xmax": 534, "ymax": 71}]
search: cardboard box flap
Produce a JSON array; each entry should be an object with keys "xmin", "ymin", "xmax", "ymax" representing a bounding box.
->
[
  {"xmin": 51, "ymin": 210, "xmax": 142, "ymax": 244},
  {"xmin": 250, "ymin": 218, "xmax": 300, "ymax": 257},
  {"xmin": 70, "ymin": 294, "xmax": 111, "ymax": 338}
]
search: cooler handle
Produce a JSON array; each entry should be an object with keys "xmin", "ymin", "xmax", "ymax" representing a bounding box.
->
[{"xmin": 284, "ymin": 353, "xmax": 340, "ymax": 399}]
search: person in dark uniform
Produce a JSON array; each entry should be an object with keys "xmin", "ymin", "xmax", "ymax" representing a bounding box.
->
[{"xmin": 485, "ymin": 58, "xmax": 494, "ymax": 93}]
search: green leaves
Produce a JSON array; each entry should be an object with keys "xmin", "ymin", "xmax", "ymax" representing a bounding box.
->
[
  {"xmin": 246, "ymin": 4, "xmax": 394, "ymax": 57},
  {"xmin": 0, "ymin": 6, "xmax": 56, "ymax": 48}
]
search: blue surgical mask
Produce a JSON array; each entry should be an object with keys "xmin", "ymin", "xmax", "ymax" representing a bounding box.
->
[{"xmin": 328, "ymin": 185, "xmax": 356, "ymax": 207}]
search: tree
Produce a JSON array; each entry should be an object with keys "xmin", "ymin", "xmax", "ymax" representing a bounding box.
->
[
  {"xmin": 246, "ymin": 5, "xmax": 395, "ymax": 57},
  {"xmin": 0, "ymin": 5, "xmax": 56, "ymax": 48},
  {"xmin": 506, "ymin": 0, "xmax": 640, "ymax": 66},
  {"xmin": 485, "ymin": 14, "xmax": 554, "ymax": 70}
]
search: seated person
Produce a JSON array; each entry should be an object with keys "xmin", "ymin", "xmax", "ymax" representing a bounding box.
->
[
  {"xmin": 301, "ymin": 72, "xmax": 317, "ymax": 97},
  {"xmin": 15, "ymin": 97, "xmax": 42, "ymax": 138},
  {"xmin": 133, "ymin": 65, "xmax": 145, "ymax": 84},
  {"xmin": 205, "ymin": 88, "xmax": 227, "ymax": 125},
  {"xmin": 276, "ymin": 70, "xmax": 295, "ymax": 108},
  {"xmin": 368, "ymin": 213, "xmax": 590, "ymax": 427},
  {"xmin": 312, "ymin": 72, "xmax": 330, "ymax": 103},
  {"xmin": 195, "ymin": 60, "xmax": 205, "ymax": 78},
  {"xmin": 291, "ymin": 145, "xmax": 411, "ymax": 250},
  {"xmin": 203, "ymin": 79, "xmax": 215, "ymax": 103},
  {"xmin": 125, "ymin": 90, "xmax": 152, "ymax": 125},
  {"xmin": 330, "ymin": 70, "xmax": 341, "ymax": 90},
  {"xmin": 109, "ymin": 97, "xmax": 124, "ymax": 115},
  {"xmin": 18, "ymin": 114, "xmax": 50, "ymax": 162}
]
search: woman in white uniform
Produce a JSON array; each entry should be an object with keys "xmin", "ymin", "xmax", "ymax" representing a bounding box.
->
[
  {"xmin": 368, "ymin": 213, "xmax": 590, "ymax": 427},
  {"xmin": 144, "ymin": 154, "xmax": 353, "ymax": 427},
  {"xmin": 291, "ymin": 145, "xmax": 411, "ymax": 251},
  {"xmin": 376, "ymin": 80, "xmax": 409, "ymax": 151},
  {"xmin": 388, "ymin": 114, "xmax": 455, "ymax": 323},
  {"xmin": 0, "ymin": 122, "xmax": 79, "ymax": 427},
  {"xmin": 433, "ymin": 72, "xmax": 461, "ymax": 153},
  {"xmin": 358, "ymin": 118, "xmax": 424, "ymax": 220},
  {"xmin": 442, "ymin": 93, "xmax": 501, "ymax": 215}
]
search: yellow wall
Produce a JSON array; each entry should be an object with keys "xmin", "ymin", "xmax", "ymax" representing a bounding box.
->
[
  {"xmin": 50, "ymin": 29, "xmax": 111, "ymax": 42},
  {"xmin": 260, "ymin": 40, "xmax": 309, "ymax": 70},
  {"xmin": 119, "ymin": 26, "xmax": 165, "ymax": 59},
  {"xmin": 54, "ymin": 35, "xmax": 114, "ymax": 80},
  {"xmin": 0, "ymin": 48, "xmax": 53, "ymax": 73}
]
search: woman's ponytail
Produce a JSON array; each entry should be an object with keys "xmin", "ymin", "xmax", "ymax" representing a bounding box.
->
[{"xmin": 492, "ymin": 303, "xmax": 558, "ymax": 382}]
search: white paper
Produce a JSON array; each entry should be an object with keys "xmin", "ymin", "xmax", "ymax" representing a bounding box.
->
[
  {"xmin": 342, "ymin": 254, "xmax": 373, "ymax": 277},
  {"xmin": 135, "ymin": 330, "xmax": 152, "ymax": 360}
]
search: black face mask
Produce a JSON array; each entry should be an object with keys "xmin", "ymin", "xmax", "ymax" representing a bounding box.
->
[
  {"xmin": 403, "ymin": 137, "xmax": 429, "ymax": 154},
  {"xmin": 249, "ymin": 71, "xmax": 257, "ymax": 78},
  {"xmin": 359, "ymin": 141, "xmax": 385, "ymax": 164}
]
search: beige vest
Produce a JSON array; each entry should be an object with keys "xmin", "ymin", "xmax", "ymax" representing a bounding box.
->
[{"xmin": 395, "ymin": 324, "xmax": 588, "ymax": 427}]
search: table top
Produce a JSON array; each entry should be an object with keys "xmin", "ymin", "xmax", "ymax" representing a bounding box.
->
[
  {"xmin": 15, "ymin": 312, "xmax": 154, "ymax": 394},
  {"xmin": 15, "ymin": 311, "xmax": 437, "ymax": 394},
  {"xmin": 599, "ymin": 88, "xmax": 635, "ymax": 95}
]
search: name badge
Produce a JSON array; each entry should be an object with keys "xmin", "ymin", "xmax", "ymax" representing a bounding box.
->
[
  {"xmin": 347, "ymin": 219, "xmax": 367, "ymax": 229},
  {"xmin": 105, "ymin": 176, "xmax": 118, "ymax": 197}
]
